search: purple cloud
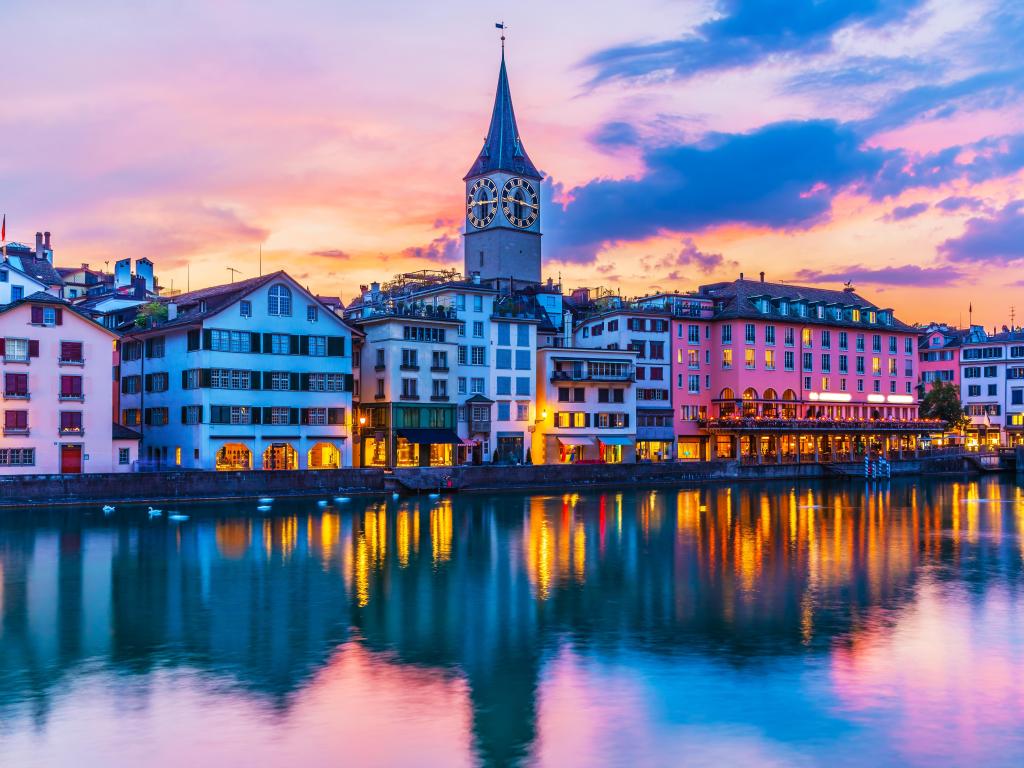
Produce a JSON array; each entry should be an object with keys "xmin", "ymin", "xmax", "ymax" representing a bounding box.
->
[
  {"xmin": 939, "ymin": 201, "xmax": 1024, "ymax": 264},
  {"xmin": 935, "ymin": 196, "xmax": 986, "ymax": 212},
  {"xmin": 884, "ymin": 202, "xmax": 929, "ymax": 221},
  {"xmin": 402, "ymin": 233, "xmax": 460, "ymax": 264},
  {"xmin": 309, "ymin": 249, "xmax": 351, "ymax": 260},
  {"xmin": 795, "ymin": 263, "xmax": 962, "ymax": 286}
]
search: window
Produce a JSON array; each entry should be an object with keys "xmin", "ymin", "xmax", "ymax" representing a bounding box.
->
[
  {"xmin": 457, "ymin": 377, "xmax": 467, "ymax": 394},
  {"xmin": 721, "ymin": 325, "xmax": 732, "ymax": 343},
  {"xmin": 210, "ymin": 330, "xmax": 252, "ymax": 353},
  {"xmin": 856, "ymin": 357, "xmax": 865, "ymax": 374},
  {"xmin": 3, "ymin": 338, "xmax": 30, "ymax": 362},
  {"xmin": 803, "ymin": 352, "xmax": 813, "ymax": 370},
  {"xmin": 473, "ymin": 321, "xmax": 484, "ymax": 338},
  {"xmin": 268, "ymin": 284, "xmax": 292, "ymax": 316},
  {"xmin": 122, "ymin": 409, "xmax": 140, "ymax": 426},
  {"xmin": 839, "ymin": 332, "xmax": 848, "ymax": 350},
  {"xmin": 497, "ymin": 322, "xmax": 511, "ymax": 345},
  {"xmin": 0, "ymin": 448, "xmax": 34, "ymax": 466},
  {"xmin": 496, "ymin": 377, "xmax": 511, "ymax": 395},
  {"xmin": 268, "ymin": 371, "xmax": 289, "ymax": 391},
  {"xmin": 4, "ymin": 410, "xmax": 28, "ymax": 433},
  {"xmin": 889, "ymin": 336, "xmax": 897, "ymax": 354},
  {"xmin": 963, "ymin": 366, "xmax": 981, "ymax": 378},
  {"xmin": 60, "ymin": 375, "xmax": 84, "ymax": 399},
  {"xmin": 765, "ymin": 325, "xmax": 776, "ymax": 345},
  {"xmin": 268, "ymin": 407, "xmax": 290, "ymax": 425},
  {"xmin": 784, "ymin": 328, "xmax": 794, "ymax": 347},
  {"xmin": 821, "ymin": 354, "xmax": 831, "ymax": 373},
  {"xmin": 649, "ymin": 341, "xmax": 665, "ymax": 360},
  {"xmin": 784, "ymin": 351, "xmax": 794, "ymax": 371},
  {"xmin": 517, "ymin": 324, "xmax": 529, "ymax": 346},
  {"xmin": 308, "ymin": 336, "xmax": 327, "ymax": 356},
  {"xmin": 3, "ymin": 372, "xmax": 29, "ymax": 397},
  {"xmin": 145, "ymin": 336, "xmax": 165, "ymax": 358},
  {"xmin": 458, "ymin": 322, "xmax": 465, "ymax": 337},
  {"xmin": 872, "ymin": 334, "xmax": 881, "ymax": 353},
  {"xmin": 240, "ymin": 300, "xmax": 252, "ymax": 318},
  {"xmin": 983, "ymin": 365, "xmax": 998, "ymax": 378},
  {"xmin": 516, "ymin": 376, "xmax": 530, "ymax": 395},
  {"xmin": 821, "ymin": 330, "xmax": 831, "ymax": 349},
  {"xmin": 515, "ymin": 350, "xmax": 531, "ymax": 370},
  {"xmin": 376, "ymin": 378, "xmax": 385, "ymax": 398},
  {"xmin": 839, "ymin": 355, "xmax": 848, "ymax": 374},
  {"xmin": 744, "ymin": 349, "xmax": 755, "ymax": 369},
  {"xmin": 872, "ymin": 357, "xmax": 881, "ymax": 375},
  {"xmin": 987, "ymin": 384, "xmax": 998, "ymax": 397},
  {"xmin": 307, "ymin": 305, "xmax": 319, "ymax": 322},
  {"xmin": 802, "ymin": 328, "xmax": 813, "ymax": 348},
  {"xmin": 471, "ymin": 346, "xmax": 486, "ymax": 365},
  {"xmin": 270, "ymin": 334, "xmax": 291, "ymax": 354},
  {"xmin": 401, "ymin": 349, "xmax": 419, "ymax": 369},
  {"xmin": 516, "ymin": 402, "xmax": 529, "ymax": 420},
  {"xmin": 889, "ymin": 358, "xmax": 898, "ymax": 375},
  {"xmin": 496, "ymin": 349, "xmax": 511, "ymax": 369},
  {"xmin": 211, "ymin": 369, "xmax": 252, "ymax": 389},
  {"xmin": 432, "ymin": 350, "xmax": 448, "ymax": 369},
  {"xmin": 118, "ymin": 448, "xmax": 130, "ymax": 465},
  {"xmin": 745, "ymin": 324, "xmax": 755, "ymax": 344},
  {"xmin": 856, "ymin": 334, "xmax": 865, "ymax": 352},
  {"xmin": 60, "ymin": 341, "xmax": 84, "ymax": 363},
  {"xmin": 59, "ymin": 411, "xmax": 84, "ymax": 433},
  {"xmin": 403, "ymin": 326, "xmax": 447, "ymax": 343},
  {"xmin": 11, "ymin": 286, "xmax": 23, "ymax": 301},
  {"xmin": 121, "ymin": 375, "xmax": 141, "ymax": 394},
  {"xmin": 305, "ymin": 408, "xmax": 328, "ymax": 425},
  {"xmin": 456, "ymin": 294, "xmax": 466, "ymax": 311}
]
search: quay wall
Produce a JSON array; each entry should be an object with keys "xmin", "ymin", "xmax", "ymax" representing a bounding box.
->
[{"xmin": 0, "ymin": 455, "xmax": 988, "ymax": 507}]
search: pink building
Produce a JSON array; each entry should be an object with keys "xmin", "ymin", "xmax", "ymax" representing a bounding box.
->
[
  {"xmin": 669, "ymin": 276, "xmax": 930, "ymax": 461},
  {"xmin": 917, "ymin": 323, "xmax": 968, "ymax": 397},
  {"xmin": 1, "ymin": 293, "xmax": 138, "ymax": 473}
]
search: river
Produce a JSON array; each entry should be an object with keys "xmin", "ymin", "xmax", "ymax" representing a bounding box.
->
[{"xmin": 0, "ymin": 477, "xmax": 1022, "ymax": 766}]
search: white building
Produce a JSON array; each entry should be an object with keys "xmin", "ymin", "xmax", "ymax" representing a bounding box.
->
[
  {"xmin": 1, "ymin": 293, "xmax": 138, "ymax": 473},
  {"xmin": 960, "ymin": 329, "xmax": 1024, "ymax": 447},
  {"xmin": 533, "ymin": 347, "xmax": 638, "ymax": 464},
  {"xmin": 118, "ymin": 271, "xmax": 357, "ymax": 470}
]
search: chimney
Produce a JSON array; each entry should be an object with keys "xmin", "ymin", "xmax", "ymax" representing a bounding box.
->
[
  {"xmin": 760, "ymin": 271, "xmax": 765, "ymax": 282},
  {"xmin": 35, "ymin": 232, "xmax": 43, "ymax": 256},
  {"xmin": 167, "ymin": 302, "xmax": 178, "ymax": 321},
  {"xmin": 739, "ymin": 272, "xmax": 744, "ymax": 281},
  {"xmin": 44, "ymin": 231, "xmax": 51, "ymax": 248}
]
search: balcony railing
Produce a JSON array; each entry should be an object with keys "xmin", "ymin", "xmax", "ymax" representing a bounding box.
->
[
  {"xmin": 58, "ymin": 357, "xmax": 85, "ymax": 366},
  {"xmin": 400, "ymin": 363, "xmax": 420, "ymax": 371},
  {"xmin": 399, "ymin": 394, "xmax": 420, "ymax": 401},
  {"xmin": 59, "ymin": 394, "xmax": 85, "ymax": 401},
  {"xmin": 3, "ymin": 392, "xmax": 29, "ymax": 400},
  {"xmin": 551, "ymin": 366, "xmax": 634, "ymax": 383},
  {"xmin": 699, "ymin": 416, "xmax": 943, "ymax": 432},
  {"xmin": 430, "ymin": 365, "xmax": 450, "ymax": 372},
  {"xmin": 430, "ymin": 395, "xmax": 450, "ymax": 402},
  {"xmin": 3, "ymin": 426, "xmax": 29, "ymax": 436}
]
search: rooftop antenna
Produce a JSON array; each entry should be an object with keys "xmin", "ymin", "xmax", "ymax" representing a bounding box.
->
[
  {"xmin": 226, "ymin": 266, "xmax": 243, "ymax": 283},
  {"xmin": 1011, "ymin": 305, "xmax": 1016, "ymax": 330},
  {"xmin": 187, "ymin": 262, "xmax": 190, "ymax": 293},
  {"xmin": 259, "ymin": 242, "xmax": 263, "ymax": 277}
]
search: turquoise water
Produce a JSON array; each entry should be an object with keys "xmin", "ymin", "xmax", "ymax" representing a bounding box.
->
[{"xmin": 0, "ymin": 478, "xmax": 1022, "ymax": 767}]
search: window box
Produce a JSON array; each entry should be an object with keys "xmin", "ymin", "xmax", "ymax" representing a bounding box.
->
[
  {"xmin": 399, "ymin": 394, "xmax": 420, "ymax": 401},
  {"xmin": 58, "ymin": 357, "xmax": 85, "ymax": 366},
  {"xmin": 430, "ymin": 395, "xmax": 450, "ymax": 402},
  {"xmin": 59, "ymin": 428, "xmax": 85, "ymax": 435},
  {"xmin": 58, "ymin": 394, "xmax": 85, "ymax": 402},
  {"xmin": 2, "ymin": 427, "xmax": 29, "ymax": 436},
  {"xmin": 399, "ymin": 364, "xmax": 420, "ymax": 371}
]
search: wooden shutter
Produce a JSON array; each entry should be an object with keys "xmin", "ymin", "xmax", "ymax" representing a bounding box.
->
[
  {"xmin": 289, "ymin": 372, "xmax": 300, "ymax": 391},
  {"xmin": 289, "ymin": 408, "xmax": 299, "ymax": 425},
  {"xmin": 261, "ymin": 407, "xmax": 272, "ymax": 424},
  {"xmin": 300, "ymin": 336, "xmax": 310, "ymax": 356},
  {"xmin": 28, "ymin": 340, "xmax": 39, "ymax": 358},
  {"xmin": 55, "ymin": 308, "xmax": 63, "ymax": 325},
  {"xmin": 182, "ymin": 370, "xmax": 189, "ymax": 388},
  {"xmin": 251, "ymin": 332, "xmax": 261, "ymax": 353},
  {"xmin": 300, "ymin": 373, "xmax": 311, "ymax": 391},
  {"xmin": 290, "ymin": 335, "xmax": 301, "ymax": 355},
  {"xmin": 31, "ymin": 306, "xmax": 43, "ymax": 324},
  {"xmin": 327, "ymin": 336, "xmax": 345, "ymax": 357},
  {"xmin": 202, "ymin": 329, "xmax": 212, "ymax": 350}
]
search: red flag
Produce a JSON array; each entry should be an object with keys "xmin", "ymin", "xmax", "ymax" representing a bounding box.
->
[{"xmin": 1, "ymin": 214, "xmax": 5, "ymax": 242}]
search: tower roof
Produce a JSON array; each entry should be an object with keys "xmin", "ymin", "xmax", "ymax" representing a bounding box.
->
[{"xmin": 464, "ymin": 51, "xmax": 541, "ymax": 181}]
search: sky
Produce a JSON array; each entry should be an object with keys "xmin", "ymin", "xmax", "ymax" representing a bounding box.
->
[{"xmin": 2, "ymin": 0, "xmax": 1023, "ymax": 328}]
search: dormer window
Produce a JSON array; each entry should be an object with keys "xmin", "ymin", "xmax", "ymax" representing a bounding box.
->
[
  {"xmin": 851, "ymin": 309, "xmax": 861, "ymax": 322},
  {"xmin": 868, "ymin": 310, "xmax": 877, "ymax": 324},
  {"xmin": 268, "ymin": 284, "xmax": 292, "ymax": 316},
  {"xmin": 816, "ymin": 305, "xmax": 825, "ymax": 319},
  {"xmin": 832, "ymin": 307, "xmax": 842, "ymax": 320},
  {"xmin": 779, "ymin": 300, "xmax": 789, "ymax": 315},
  {"xmin": 199, "ymin": 300, "xmax": 208, "ymax": 313}
]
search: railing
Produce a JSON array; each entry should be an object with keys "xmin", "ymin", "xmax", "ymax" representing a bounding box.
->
[
  {"xmin": 399, "ymin": 394, "xmax": 420, "ymax": 401},
  {"xmin": 399, "ymin": 364, "xmax": 420, "ymax": 371},
  {"xmin": 2, "ymin": 427, "xmax": 29, "ymax": 436},
  {"xmin": 357, "ymin": 303, "xmax": 458, "ymax": 321},
  {"xmin": 700, "ymin": 417, "xmax": 943, "ymax": 432},
  {"xmin": 3, "ymin": 392, "xmax": 29, "ymax": 400},
  {"xmin": 59, "ymin": 394, "xmax": 85, "ymax": 401},
  {"xmin": 551, "ymin": 367, "xmax": 634, "ymax": 382},
  {"xmin": 430, "ymin": 395, "xmax": 450, "ymax": 402}
]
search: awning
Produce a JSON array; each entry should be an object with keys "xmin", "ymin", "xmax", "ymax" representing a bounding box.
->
[
  {"xmin": 395, "ymin": 428, "xmax": 462, "ymax": 445},
  {"xmin": 556, "ymin": 436, "xmax": 595, "ymax": 447},
  {"xmin": 598, "ymin": 436, "xmax": 635, "ymax": 446},
  {"xmin": 460, "ymin": 438, "xmax": 478, "ymax": 446}
]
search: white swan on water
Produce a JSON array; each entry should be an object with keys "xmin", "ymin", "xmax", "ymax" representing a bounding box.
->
[
  {"xmin": 334, "ymin": 496, "xmax": 351, "ymax": 504},
  {"xmin": 258, "ymin": 497, "xmax": 274, "ymax": 504},
  {"xmin": 148, "ymin": 506, "xmax": 162, "ymax": 517},
  {"xmin": 257, "ymin": 505, "xmax": 272, "ymax": 513},
  {"xmin": 102, "ymin": 505, "xmax": 115, "ymax": 514}
]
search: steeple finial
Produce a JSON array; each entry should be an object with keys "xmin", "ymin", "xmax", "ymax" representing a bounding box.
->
[{"xmin": 496, "ymin": 21, "xmax": 506, "ymax": 56}]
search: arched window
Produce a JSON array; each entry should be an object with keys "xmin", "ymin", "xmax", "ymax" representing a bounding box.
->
[
  {"xmin": 268, "ymin": 284, "xmax": 292, "ymax": 316},
  {"xmin": 742, "ymin": 387, "xmax": 758, "ymax": 400},
  {"xmin": 719, "ymin": 387, "xmax": 735, "ymax": 401},
  {"xmin": 763, "ymin": 388, "xmax": 778, "ymax": 401},
  {"xmin": 781, "ymin": 389, "xmax": 797, "ymax": 401}
]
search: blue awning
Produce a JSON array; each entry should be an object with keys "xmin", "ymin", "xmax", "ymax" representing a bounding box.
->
[{"xmin": 598, "ymin": 436, "xmax": 635, "ymax": 446}]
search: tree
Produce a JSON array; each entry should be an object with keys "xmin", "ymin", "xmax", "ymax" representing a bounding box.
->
[
  {"xmin": 920, "ymin": 380, "xmax": 970, "ymax": 432},
  {"xmin": 134, "ymin": 301, "xmax": 168, "ymax": 328}
]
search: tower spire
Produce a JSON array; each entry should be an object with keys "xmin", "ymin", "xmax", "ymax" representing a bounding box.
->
[{"xmin": 464, "ymin": 28, "xmax": 541, "ymax": 181}]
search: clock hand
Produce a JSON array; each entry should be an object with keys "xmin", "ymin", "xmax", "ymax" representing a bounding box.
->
[
  {"xmin": 467, "ymin": 199, "xmax": 497, "ymax": 207},
  {"xmin": 502, "ymin": 196, "xmax": 538, "ymax": 210}
]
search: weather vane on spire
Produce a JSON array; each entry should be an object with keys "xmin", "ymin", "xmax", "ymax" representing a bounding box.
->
[{"xmin": 496, "ymin": 21, "xmax": 507, "ymax": 53}]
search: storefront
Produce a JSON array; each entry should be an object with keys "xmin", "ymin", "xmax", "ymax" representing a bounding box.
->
[
  {"xmin": 495, "ymin": 432, "xmax": 525, "ymax": 464},
  {"xmin": 556, "ymin": 435, "xmax": 594, "ymax": 463},
  {"xmin": 636, "ymin": 440, "xmax": 672, "ymax": 462},
  {"xmin": 215, "ymin": 443, "xmax": 252, "ymax": 471},
  {"xmin": 395, "ymin": 428, "xmax": 461, "ymax": 466},
  {"xmin": 598, "ymin": 436, "xmax": 633, "ymax": 464}
]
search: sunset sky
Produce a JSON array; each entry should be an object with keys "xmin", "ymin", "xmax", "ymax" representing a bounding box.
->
[{"xmin": 3, "ymin": 0, "xmax": 1023, "ymax": 327}]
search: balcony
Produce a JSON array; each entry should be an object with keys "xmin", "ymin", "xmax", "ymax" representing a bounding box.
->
[
  {"xmin": 698, "ymin": 416, "xmax": 942, "ymax": 433},
  {"xmin": 3, "ymin": 426, "xmax": 29, "ymax": 436},
  {"xmin": 399, "ymin": 394, "xmax": 420, "ymax": 401},
  {"xmin": 551, "ymin": 365, "xmax": 634, "ymax": 383},
  {"xmin": 430, "ymin": 395, "xmax": 450, "ymax": 402},
  {"xmin": 399, "ymin": 364, "xmax": 420, "ymax": 371},
  {"xmin": 3, "ymin": 391, "xmax": 29, "ymax": 400},
  {"xmin": 470, "ymin": 419, "xmax": 491, "ymax": 434},
  {"xmin": 59, "ymin": 394, "xmax": 85, "ymax": 402},
  {"xmin": 58, "ymin": 357, "xmax": 85, "ymax": 366},
  {"xmin": 430, "ymin": 365, "xmax": 450, "ymax": 372}
]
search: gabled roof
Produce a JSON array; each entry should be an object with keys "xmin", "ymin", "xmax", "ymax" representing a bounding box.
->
[
  {"xmin": 2, "ymin": 243, "xmax": 63, "ymax": 286},
  {"xmin": 112, "ymin": 423, "xmax": 142, "ymax": 440},
  {"xmin": 464, "ymin": 51, "xmax": 541, "ymax": 181},
  {"xmin": 0, "ymin": 291, "xmax": 118, "ymax": 336}
]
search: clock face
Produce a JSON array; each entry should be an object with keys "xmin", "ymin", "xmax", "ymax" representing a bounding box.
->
[
  {"xmin": 467, "ymin": 178, "xmax": 499, "ymax": 228},
  {"xmin": 501, "ymin": 177, "xmax": 539, "ymax": 228}
]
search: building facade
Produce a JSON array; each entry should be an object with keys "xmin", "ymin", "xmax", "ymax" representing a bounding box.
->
[
  {"xmin": 959, "ymin": 329, "xmax": 1024, "ymax": 448},
  {"xmin": 118, "ymin": 272, "xmax": 356, "ymax": 470},
  {"xmin": 1, "ymin": 293, "xmax": 137, "ymax": 473}
]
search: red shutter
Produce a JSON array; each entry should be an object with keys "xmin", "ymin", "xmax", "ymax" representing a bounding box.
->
[
  {"xmin": 61, "ymin": 376, "xmax": 72, "ymax": 396},
  {"xmin": 31, "ymin": 306, "xmax": 43, "ymax": 324},
  {"xmin": 55, "ymin": 308, "xmax": 63, "ymax": 325},
  {"xmin": 0, "ymin": 338, "xmax": 4, "ymax": 356},
  {"xmin": 28, "ymin": 340, "xmax": 39, "ymax": 358}
]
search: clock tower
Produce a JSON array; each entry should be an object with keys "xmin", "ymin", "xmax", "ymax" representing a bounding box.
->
[{"xmin": 464, "ymin": 47, "xmax": 543, "ymax": 285}]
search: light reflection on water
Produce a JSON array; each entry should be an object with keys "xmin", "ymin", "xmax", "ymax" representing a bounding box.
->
[{"xmin": 0, "ymin": 477, "xmax": 1022, "ymax": 767}]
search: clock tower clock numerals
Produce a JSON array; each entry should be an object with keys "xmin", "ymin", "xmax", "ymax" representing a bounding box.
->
[
  {"xmin": 467, "ymin": 178, "xmax": 499, "ymax": 229},
  {"xmin": 501, "ymin": 177, "xmax": 538, "ymax": 229}
]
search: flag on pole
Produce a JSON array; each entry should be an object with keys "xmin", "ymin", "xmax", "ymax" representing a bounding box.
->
[
  {"xmin": 495, "ymin": 22, "xmax": 505, "ymax": 29},
  {"xmin": 1, "ymin": 214, "xmax": 5, "ymax": 260}
]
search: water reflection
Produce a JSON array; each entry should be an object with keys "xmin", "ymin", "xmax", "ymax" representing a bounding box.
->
[{"xmin": 0, "ymin": 478, "xmax": 1023, "ymax": 766}]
